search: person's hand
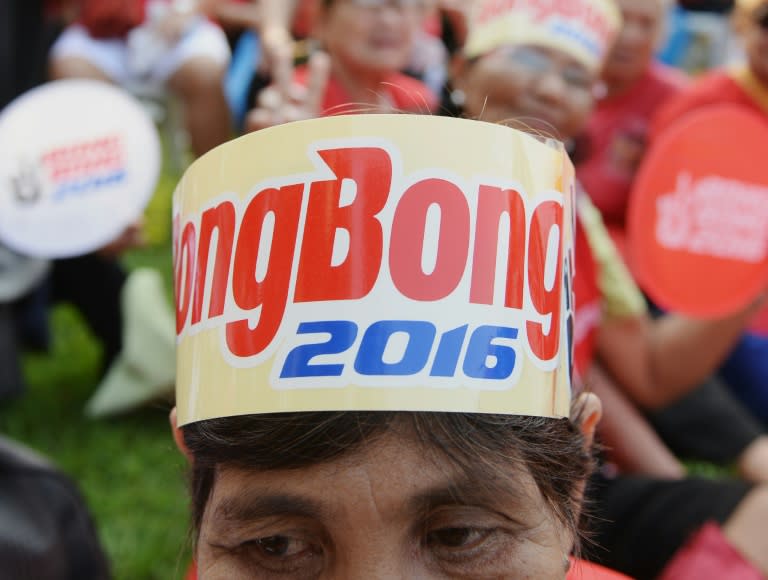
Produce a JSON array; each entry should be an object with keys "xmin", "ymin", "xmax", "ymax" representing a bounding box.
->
[
  {"xmin": 260, "ymin": 25, "xmax": 296, "ymax": 76},
  {"xmin": 98, "ymin": 220, "xmax": 146, "ymax": 258},
  {"xmin": 245, "ymin": 50, "xmax": 331, "ymax": 132}
]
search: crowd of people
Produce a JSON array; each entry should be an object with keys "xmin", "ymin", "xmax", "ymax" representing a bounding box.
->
[{"xmin": 4, "ymin": 0, "xmax": 768, "ymax": 578}]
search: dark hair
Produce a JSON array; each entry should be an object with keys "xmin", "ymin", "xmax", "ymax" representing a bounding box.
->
[{"xmin": 183, "ymin": 411, "xmax": 593, "ymax": 544}]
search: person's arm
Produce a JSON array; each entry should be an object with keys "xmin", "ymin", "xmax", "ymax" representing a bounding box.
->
[
  {"xmin": 588, "ymin": 363, "xmax": 685, "ymax": 479},
  {"xmin": 580, "ymin": 194, "xmax": 764, "ymax": 411},
  {"xmin": 261, "ymin": 0, "xmax": 300, "ymax": 31},
  {"xmin": 245, "ymin": 50, "xmax": 330, "ymax": 131},
  {"xmin": 260, "ymin": 0, "xmax": 300, "ymax": 56},
  {"xmin": 598, "ymin": 301, "xmax": 764, "ymax": 411}
]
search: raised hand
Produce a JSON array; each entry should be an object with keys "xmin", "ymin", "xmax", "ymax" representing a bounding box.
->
[{"xmin": 245, "ymin": 50, "xmax": 332, "ymax": 132}]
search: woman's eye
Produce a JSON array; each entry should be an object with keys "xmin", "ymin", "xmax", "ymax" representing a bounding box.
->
[
  {"xmin": 253, "ymin": 535, "xmax": 312, "ymax": 558},
  {"xmin": 507, "ymin": 47, "xmax": 551, "ymax": 72},
  {"xmin": 562, "ymin": 68, "xmax": 592, "ymax": 89},
  {"xmin": 426, "ymin": 527, "xmax": 492, "ymax": 550},
  {"xmin": 235, "ymin": 534, "xmax": 323, "ymax": 575}
]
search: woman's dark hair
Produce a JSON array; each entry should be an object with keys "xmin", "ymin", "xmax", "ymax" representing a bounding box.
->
[{"xmin": 183, "ymin": 411, "xmax": 594, "ymax": 544}]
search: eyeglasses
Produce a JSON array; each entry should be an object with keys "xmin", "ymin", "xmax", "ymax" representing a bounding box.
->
[{"xmin": 495, "ymin": 45, "xmax": 594, "ymax": 90}]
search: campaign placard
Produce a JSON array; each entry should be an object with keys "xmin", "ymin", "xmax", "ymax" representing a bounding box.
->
[
  {"xmin": 0, "ymin": 79, "xmax": 161, "ymax": 258},
  {"xmin": 628, "ymin": 105, "xmax": 768, "ymax": 318}
]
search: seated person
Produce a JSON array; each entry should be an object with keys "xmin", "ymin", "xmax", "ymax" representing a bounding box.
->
[
  {"xmin": 651, "ymin": 0, "xmax": 768, "ymax": 425},
  {"xmin": 576, "ymin": 0, "xmax": 688, "ymax": 255},
  {"xmin": 446, "ymin": 0, "xmax": 768, "ymax": 577},
  {"xmin": 49, "ymin": 0, "xmax": 232, "ymax": 158},
  {"xmin": 246, "ymin": 0, "xmax": 437, "ymax": 131}
]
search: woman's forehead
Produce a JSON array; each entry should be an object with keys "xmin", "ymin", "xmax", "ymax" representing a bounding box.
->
[{"xmin": 206, "ymin": 431, "xmax": 540, "ymax": 523}]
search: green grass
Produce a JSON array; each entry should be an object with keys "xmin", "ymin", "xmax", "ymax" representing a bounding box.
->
[{"xmin": 0, "ymin": 166, "xmax": 192, "ymax": 579}]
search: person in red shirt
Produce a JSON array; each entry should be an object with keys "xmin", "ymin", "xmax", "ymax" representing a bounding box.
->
[
  {"xmin": 653, "ymin": 0, "xmax": 768, "ymax": 132},
  {"xmin": 246, "ymin": 0, "xmax": 436, "ymax": 131},
  {"xmin": 449, "ymin": 0, "xmax": 768, "ymax": 577},
  {"xmin": 648, "ymin": 0, "xmax": 768, "ymax": 426},
  {"xmin": 577, "ymin": 0, "xmax": 687, "ymax": 242}
]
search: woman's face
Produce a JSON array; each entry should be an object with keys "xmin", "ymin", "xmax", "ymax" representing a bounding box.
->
[
  {"xmin": 456, "ymin": 44, "xmax": 597, "ymax": 141},
  {"xmin": 196, "ymin": 431, "xmax": 573, "ymax": 579},
  {"xmin": 319, "ymin": 0, "xmax": 421, "ymax": 77},
  {"xmin": 603, "ymin": 0, "xmax": 666, "ymax": 86}
]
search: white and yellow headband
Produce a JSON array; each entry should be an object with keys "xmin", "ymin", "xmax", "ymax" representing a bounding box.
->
[
  {"xmin": 465, "ymin": 0, "xmax": 622, "ymax": 73},
  {"xmin": 173, "ymin": 115, "xmax": 575, "ymax": 426}
]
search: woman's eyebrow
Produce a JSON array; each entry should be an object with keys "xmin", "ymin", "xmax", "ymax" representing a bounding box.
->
[
  {"xmin": 407, "ymin": 478, "xmax": 530, "ymax": 514},
  {"xmin": 214, "ymin": 492, "xmax": 326, "ymax": 524}
]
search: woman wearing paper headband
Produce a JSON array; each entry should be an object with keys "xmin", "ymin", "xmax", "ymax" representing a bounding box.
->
[
  {"xmin": 171, "ymin": 111, "xmax": 627, "ymax": 575},
  {"xmin": 445, "ymin": 0, "xmax": 768, "ymax": 578}
]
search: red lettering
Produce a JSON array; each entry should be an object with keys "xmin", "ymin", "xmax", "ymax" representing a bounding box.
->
[
  {"xmin": 526, "ymin": 200, "xmax": 564, "ymax": 362},
  {"xmin": 191, "ymin": 201, "xmax": 237, "ymax": 324},
  {"xmin": 225, "ymin": 184, "xmax": 303, "ymax": 358},
  {"xmin": 175, "ymin": 222, "xmax": 197, "ymax": 334},
  {"xmin": 390, "ymin": 179, "xmax": 470, "ymax": 301},
  {"xmin": 294, "ymin": 148, "xmax": 391, "ymax": 302},
  {"xmin": 44, "ymin": 135, "xmax": 124, "ymax": 180},
  {"xmin": 477, "ymin": 0, "xmax": 612, "ymax": 45},
  {"xmin": 470, "ymin": 185, "xmax": 526, "ymax": 309}
]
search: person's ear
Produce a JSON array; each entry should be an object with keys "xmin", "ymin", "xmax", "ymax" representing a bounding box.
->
[
  {"xmin": 572, "ymin": 392, "xmax": 602, "ymax": 450},
  {"xmin": 170, "ymin": 407, "xmax": 193, "ymax": 464}
]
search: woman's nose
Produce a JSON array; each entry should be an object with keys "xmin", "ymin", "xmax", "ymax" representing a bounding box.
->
[{"xmin": 533, "ymin": 69, "xmax": 569, "ymax": 104}]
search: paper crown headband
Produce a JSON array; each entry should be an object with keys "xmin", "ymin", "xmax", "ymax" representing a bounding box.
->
[
  {"xmin": 465, "ymin": 0, "xmax": 621, "ymax": 73},
  {"xmin": 173, "ymin": 115, "xmax": 575, "ymax": 426}
]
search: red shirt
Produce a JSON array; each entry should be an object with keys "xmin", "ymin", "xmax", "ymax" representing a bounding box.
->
[
  {"xmin": 569, "ymin": 558, "xmax": 633, "ymax": 579},
  {"xmin": 292, "ymin": 0, "xmax": 319, "ymax": 39},
  {"xmin": 651, "ymin": 69, "xmax": 767, "ymax": 140},
  {"xmin": 573, "ymin": 212, "xmax": 601, "ymax": 382},
  {"xmin": 294, "ymin": 66, "xmax": 438, "ymax": 117},
  {"xmin": 577, "ymin": 63, "xmax": 688, "ymax": 228}
]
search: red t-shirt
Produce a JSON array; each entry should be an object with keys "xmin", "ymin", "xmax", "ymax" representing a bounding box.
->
[
  {"xmin": 573, "ymin": 212, "xmax": 601, "ymax": 383},
  {"xmin": 569, "ymin": 558, "xmax": 632, "ymax": 579},
  {"xmin": 291, "ymin": 0, "xmax": 319, "ymax": 39},
  {"xmin": 651, "ymin": 69, "xmax": 766, "ymax": 140},
  {"xmin": 294, "ymin": 66, "xmax": 438, "ymax": 117},
  {"xmin": 577, "ymin": 63, "xmax": 688, "ymax": 228}
]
